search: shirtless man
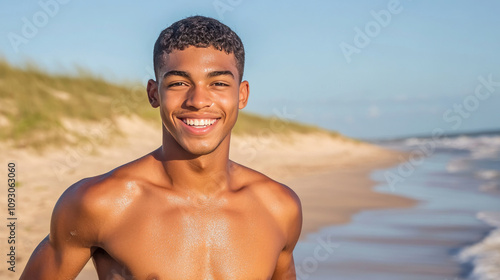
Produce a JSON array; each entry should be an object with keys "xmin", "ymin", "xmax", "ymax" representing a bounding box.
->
[{"xmin": 20, "ymin": 16, "xmax": 302, "ymax": 280}]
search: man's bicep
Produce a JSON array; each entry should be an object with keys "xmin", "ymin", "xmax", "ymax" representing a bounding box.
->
[
  {"xmin": 21, "ymin": 181, "xmax": 96, "ymax": 279},
  {"xmin": 272, "ymin": 219, "xmax": 301, "ymax": 280},
  {"xmin": 272, "ymin": 250, "xmax": 297, "ymax": 280},
  {"xmin": 273, "ymin": 186, "xmax": 303, "ymax": 280},
  {"xmin": 20, "ymin": 234, "xmax": 92, "ymax": 280}
]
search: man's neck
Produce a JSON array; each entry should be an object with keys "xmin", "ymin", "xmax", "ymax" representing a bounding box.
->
[{"xmin": 154, "ymin": 129, "xmax": 232, "ymax": 198}]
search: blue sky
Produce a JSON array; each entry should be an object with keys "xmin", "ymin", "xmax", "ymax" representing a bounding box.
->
[{"xmin": 1, "ymin": 0, "xmax": 499, "ymax": 139}]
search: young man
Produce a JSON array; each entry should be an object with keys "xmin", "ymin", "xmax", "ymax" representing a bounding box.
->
[{"xmin": 21, "ymin": 16, "xmax": 302, "ymax": 280}]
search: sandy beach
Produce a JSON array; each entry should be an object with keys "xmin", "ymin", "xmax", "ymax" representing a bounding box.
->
[{"xmin": 0, "ymin": 117, "xmax": 415, "ymax": 279}]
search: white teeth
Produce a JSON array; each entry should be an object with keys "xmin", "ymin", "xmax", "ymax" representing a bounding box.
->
[{"xmin": 182, "ymin": 118, "xmax": 217, "ymax": 127}]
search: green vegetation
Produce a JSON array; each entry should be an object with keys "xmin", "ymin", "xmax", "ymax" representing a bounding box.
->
[
  {"xmin": 0, "ymin": 60, "xmax": 339, "ymax": 149},
  {"xmin": 0, "ymin": 60, "xmax": 158, "ymax": 149}
]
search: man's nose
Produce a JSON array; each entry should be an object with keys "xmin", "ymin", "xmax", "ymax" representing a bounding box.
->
[{"xmin": 185, "ymin": 85, "xmax": 212, "ymax": 109}]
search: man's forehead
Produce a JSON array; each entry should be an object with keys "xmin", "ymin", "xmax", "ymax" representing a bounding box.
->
[{"xmin": 158, "ymin": 46, "xmax": 238, "ymax": 72}]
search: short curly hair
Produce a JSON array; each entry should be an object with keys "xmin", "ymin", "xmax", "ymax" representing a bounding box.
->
[{"xmin": 153, "ymin": 16, "xmax": 245, "ymax": 82}]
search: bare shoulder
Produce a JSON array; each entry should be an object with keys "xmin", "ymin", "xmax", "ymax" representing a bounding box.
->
[
  {"xmin": 51, "ymin": 152, "xmax": 157, "ymax": 244},
  {"xmin": 231, "ymin": 162, "xmax": 302, "ymax": 233},
  {"xmin": 232, "ymin": 162, "xmax": 300, "ymax": 204}
]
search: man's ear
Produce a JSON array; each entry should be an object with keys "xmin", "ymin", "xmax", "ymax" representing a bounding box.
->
[
  {"xmin": 238, "ymin": 80, "xmax": 249, "ymax": 109},
  {"xmin": 147, "ymin": 79, "xmax": 160, "ymax": 108}
]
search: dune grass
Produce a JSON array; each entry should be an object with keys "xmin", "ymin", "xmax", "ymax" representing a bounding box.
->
[
  {"xmin": 0, "ymin": 60, "xmax": 340, "ymax": 149},
  {"xmin": 0, "ymin": 60, "xmax": 159, "ymax": 148}
]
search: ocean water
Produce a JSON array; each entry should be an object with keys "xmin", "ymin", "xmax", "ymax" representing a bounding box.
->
[{"xmin": 293, "ymin": 131, "xmax": 500, "ymax": 280}]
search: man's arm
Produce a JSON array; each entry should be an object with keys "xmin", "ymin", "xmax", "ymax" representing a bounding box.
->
[
  {"xmin": 271, "ymin": 185, "xmax": 303, "ymax": 280},
  {"xmin": 21, "ymin": 179, "xmax": 100, "ymax": 280}
]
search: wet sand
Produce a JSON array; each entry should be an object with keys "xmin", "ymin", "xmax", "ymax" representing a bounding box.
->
[
  {"xmin": 292, "ymin": 143, "xmax": 500, "ymax": 280},
  {"xmin": 283, "ymin": 160, "xmax": 415, "ymax": 236}
]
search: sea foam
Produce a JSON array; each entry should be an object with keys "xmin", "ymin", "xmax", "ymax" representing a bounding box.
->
[{"xmin": 459, "ymin": 211, "xmax": 500, "ymax": 280}]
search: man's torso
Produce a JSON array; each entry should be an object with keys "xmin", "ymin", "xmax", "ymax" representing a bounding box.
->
[{"xmin": 83, "ymin": 155, "xmax": 289, "ymax": 280}]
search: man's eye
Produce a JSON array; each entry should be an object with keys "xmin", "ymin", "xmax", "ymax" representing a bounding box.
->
[
  {"xmin": 213, "ymin": 82, "xmax": 229, "ymax": 87},
  {"xmin": 168, "ymin": 82, "xmax": 188, "ymax": 87}
]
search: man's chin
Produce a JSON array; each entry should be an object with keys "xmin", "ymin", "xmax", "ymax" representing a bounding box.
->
[
  {"xmin": 186, "ymin": 148, "xmax": 216, "ymax": 157},
  {"xmin": 173, "ymin": 132, "xmax": 230, "ymax": 157},
  {"xmin": 181, "ymin": 141, "xmax": 220, "ymax": 157}
]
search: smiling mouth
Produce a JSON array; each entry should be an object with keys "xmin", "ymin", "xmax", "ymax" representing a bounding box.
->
[{"xmin": 180, "ymin": 118, "xmax": 219, "ymax": 128}]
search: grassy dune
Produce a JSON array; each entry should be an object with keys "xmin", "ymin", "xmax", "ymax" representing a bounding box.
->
[{"xmin": 0, "ymin": 60, "xmax": 339, "ymax": 149}]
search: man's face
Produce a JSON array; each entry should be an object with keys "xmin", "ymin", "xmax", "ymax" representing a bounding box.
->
[{"xmin": 148, "ymin": 46, "xmax": 249, "ymax": 156}]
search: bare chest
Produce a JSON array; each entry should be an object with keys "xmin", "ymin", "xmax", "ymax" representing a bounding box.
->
[{"xmin": 96, "ymin": 203, "xmax": 284, "ymax": 280}]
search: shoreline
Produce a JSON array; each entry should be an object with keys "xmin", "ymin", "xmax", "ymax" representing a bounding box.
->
[
  {"xmin": 290, "ymin": 134, "xmax": 500, "ymax": 280},
  {"xmin": 285, "ymin": 151, "xmax": 417, "ymax": 237}
]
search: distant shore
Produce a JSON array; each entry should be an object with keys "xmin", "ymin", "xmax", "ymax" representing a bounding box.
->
[{"xmin": 0, "ymin": 117, "xmax": 416, "ymax": 279}]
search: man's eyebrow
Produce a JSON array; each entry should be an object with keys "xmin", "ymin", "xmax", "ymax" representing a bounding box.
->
[
  {"xmin": 163, "ymin": 70, "xmax": 190, "ymax": 79},
  {"xmin": 207, "ymin": 70, "xmax": 234, "ymax": 78}
]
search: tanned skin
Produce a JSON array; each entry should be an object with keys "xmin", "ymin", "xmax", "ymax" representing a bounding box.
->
[{"xmin": 21, "ymin": 46, "xmax": 302, "ymax": 280}]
